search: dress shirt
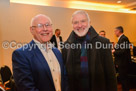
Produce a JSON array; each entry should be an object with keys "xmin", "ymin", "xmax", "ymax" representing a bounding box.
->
[{"xmin": 33, "ymin": 39, "xmax": 61, "ymax": 91}]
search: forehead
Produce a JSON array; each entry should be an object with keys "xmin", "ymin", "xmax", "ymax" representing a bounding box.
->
[
  {"xmin": 115, "ymin": 29, "xmax": 119, "ymax": 31},
  {"xmin": 72, "ymin": 14, "xmax": 87, "ymax": 21},
  {"xmin": 56, "ymin": 30, "xmax": 60, "ymax": 32},
  {"xmin": 100, "ymin": 32, "xmax": 105, "ymax": 34},
  {"xmin": 33, "ymin": 16, "xmax": 50, "ymax": 25}
]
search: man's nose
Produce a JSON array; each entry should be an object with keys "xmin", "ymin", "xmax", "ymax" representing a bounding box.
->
[
  {"xmin": 42, "ymin": 26, "xmax": 48, "ymax": 32},
  {"xmin": 78, "ymin": 22, "xmax": 82, "ymax": 28},
  {"xmin": 43, "ymin": 25, "xmax": 48, "ymax": 31}
]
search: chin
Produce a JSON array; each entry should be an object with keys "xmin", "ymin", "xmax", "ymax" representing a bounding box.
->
[
  {"xmin": 74, "ymin": 30, "xmax": 88, "ymax": 37},
  {"xmin": 74, "ymin": 26, "xmax": 89, "ymax": 37},
  {"xmin": 41, "ymin": 39, "xmax": 50, "ymax": 43}
]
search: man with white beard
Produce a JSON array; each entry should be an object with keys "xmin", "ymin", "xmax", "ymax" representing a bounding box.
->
[{"xmin": 62, "ymin": 10, "xmax": 117, "ymax": 91}]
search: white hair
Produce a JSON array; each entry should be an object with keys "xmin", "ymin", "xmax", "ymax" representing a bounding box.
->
[
  {"xmin": 30, "ymin": 14, "xmax": 52, "ymax": 26},
  {"xmin": 71, "ymin": 10, "xmax": 90, "ymax": 23}
]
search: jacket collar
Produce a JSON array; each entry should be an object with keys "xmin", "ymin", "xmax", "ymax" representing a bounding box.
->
[
  {"xmin": 118, "ymin": 34, "xmax": 124, "ymax": 41},
  {"xmin": 66, "ymin": 26, "xmax": 98, "ymax": 43}
]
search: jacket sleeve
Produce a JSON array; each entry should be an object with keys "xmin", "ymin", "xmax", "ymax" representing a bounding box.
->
[
  {"xmin": 102, "ymin": 39, "xmax": 117, "ymax": 91},
  {"xmin": 12, "ymin": 50, "xmax": 39, "ymax": 91}
]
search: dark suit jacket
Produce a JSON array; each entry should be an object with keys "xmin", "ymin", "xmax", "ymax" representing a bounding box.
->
[
  {"xmin": 50, "ymin": 35, "xmax": 63, "ymax": 48},
  {"xmin": 62, "ymin": 26, "xmax": 117, "ymax": 91},
  {"xmin": 114, "ymin": 34, "xmax": 131, "ymax": 67},
  {"xmin": 12, "ymin": 40, "xmax": 68, "ymax": 91}
]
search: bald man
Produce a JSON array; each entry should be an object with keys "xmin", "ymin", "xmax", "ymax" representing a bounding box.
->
[{"xmin": 12, "ymin": 14, "xmax": 68, "ymax": 91}]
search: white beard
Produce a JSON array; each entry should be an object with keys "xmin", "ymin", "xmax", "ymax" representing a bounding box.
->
[{"xmin": 73, "ymin": 25, "xmax": 90, "ymax": 37}]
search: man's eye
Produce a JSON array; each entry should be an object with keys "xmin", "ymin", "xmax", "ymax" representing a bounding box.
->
[
  {"xmin": 81, "ymin": 20, "xmax": 86, "ymax": 23},
  {"xmin": 74, "ymin": 22, "xmax": 78, "ymax": 24},
  {"xmin": 45, "ymin": 24, "xmax": 49, "ymax": 26},
  {"xmin": 37, "ymin": 24, "xmax": 43, "ymax": 27}
]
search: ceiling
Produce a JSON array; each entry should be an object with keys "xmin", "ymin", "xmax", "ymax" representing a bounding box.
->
[
  {"xmin": 10, "ymin": 0, "xmax": 136, "ymax": 13},
  {"xmin": 61, "ymin": 0, "xmax": 136, "ymax": 9},
  {"xmin": 72, "ymin": 0, "xmax": 136, "ymax": 5}
]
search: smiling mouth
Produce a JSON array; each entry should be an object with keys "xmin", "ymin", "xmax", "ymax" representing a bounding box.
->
[
  {"xmin": 41, "ymin": 33, "xmax": 50, "ymax": 36},
  {"xmin": 77, "ymin": 28, "xmax": 85, "ymax": 32}
]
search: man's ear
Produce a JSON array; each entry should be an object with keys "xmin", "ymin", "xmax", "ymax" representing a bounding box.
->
[
  {"xmin": 89, "ymin": 21, "xmax": 91, "ymax": 25},
  {"xmin": 30, "ymin": 27, "xmax": 34, "ymax": 35}
]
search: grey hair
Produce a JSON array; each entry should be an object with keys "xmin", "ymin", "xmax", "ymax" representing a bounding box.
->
[
  {"xmin": 71, "ymin": 10, "xmax": 90, "ymax": 23},
  {"xmin": 30, "ymin": 14, "xmax": 52, "ymax": 26}
]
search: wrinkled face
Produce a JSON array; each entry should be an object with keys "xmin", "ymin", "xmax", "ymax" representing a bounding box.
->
[
  {"xmin": 114, "ymin": 29, "xmax": 120, "ymax": 37},
  {"xmin": 72, "ymin": 14, "xmax": 90, "ymax": 37},
  {"xmin": 30, "ymin": 16, "xmax": 53, "ymax": 43},
  {"xmin": 99, "ymin": 32, "xmax": 106, "ymax": 37}
]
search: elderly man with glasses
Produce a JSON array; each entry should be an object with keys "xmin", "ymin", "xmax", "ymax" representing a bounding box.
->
[
  {"xmin": 62, "ymin": 10, "xmax": 117, "ymax": 91},
  {"xmin": 12, "ymin": 14, "xmax": 68, "ymax": 91}
]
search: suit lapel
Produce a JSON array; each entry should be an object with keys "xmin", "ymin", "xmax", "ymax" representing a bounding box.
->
[
  {"xmin": 52, "ymin": 48, "xmax": 63, "ymax": 79},
  {"xmin": 52, "ymin": 48, "xmax": 64, "ymax": 89},
  {"xmin": 118, "ymin": 34, "xmax": 124, "ymax": 43},
  {"xmin": 31, "ymin": 41, "xmax": 54, "ymax": 86}
]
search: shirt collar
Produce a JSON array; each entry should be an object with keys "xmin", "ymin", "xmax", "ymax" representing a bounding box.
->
[
  {"xmin": 118, "ymin": 34, "xmax": 123, "ymax": 40},
  {"xmin": 33, "ymin": 38, "xmax": 53, "ymax": 52}
]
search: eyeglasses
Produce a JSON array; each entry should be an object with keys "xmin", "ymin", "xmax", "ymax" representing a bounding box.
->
[{"xmin": 32, "ymin": 23, "xmax": 52, "ymax": 29}]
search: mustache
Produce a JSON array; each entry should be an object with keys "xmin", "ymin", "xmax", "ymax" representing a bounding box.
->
[
  {"xmin": 75, "ymin": 28, "xmax": 85, "ymax": 31},
  {"xmin": 74, "ymin": 24, "xmax": 90, "ymax": 31},
  {"xmin": 75, "ymin": 27, "xmax": 88, "ymax": 31}
]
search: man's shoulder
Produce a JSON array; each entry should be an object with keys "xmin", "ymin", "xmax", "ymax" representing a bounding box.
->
[
  {"xmin": 52, "ymin": 35, "xmax": 56, "ymax": 38},
  {"xmin": 13, "ymin": 40, "xmax": 35, "ymax": 56},
  {"xmin": 59, "ymin": 36, "xmax": 62, "ymax": 39},
  {"xmin": 120, "ymin": 35, "xmax": 129, "ymax": 42},
  {"xmin": 122, "ymin": 35, "xmax": 128, "ymax": 40},
  {"xmin": 96, "ymin": 35, "xmax": 110, "ymax": 43},
  {"xmin": 51, "ymin": 35, "xmax": 56, "ymax": 40}
]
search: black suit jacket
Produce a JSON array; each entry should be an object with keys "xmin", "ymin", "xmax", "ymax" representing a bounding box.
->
[
  {"xmin": 50, "ymin": 35, "xmax": 63, "ymax": 48},
  {"xmin": 114, "ymin": 34, "xmax": 131, "ymax": 67}
]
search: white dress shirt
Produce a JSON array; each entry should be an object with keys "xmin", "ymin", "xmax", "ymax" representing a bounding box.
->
[{"xmin": 33, "ymin": 39, "xmax": 61, "ymax": 91}]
